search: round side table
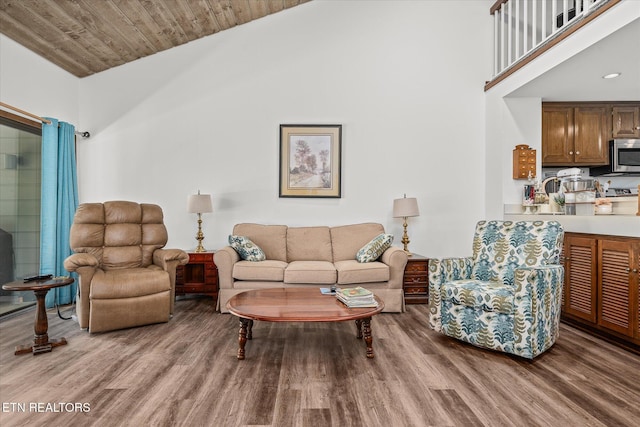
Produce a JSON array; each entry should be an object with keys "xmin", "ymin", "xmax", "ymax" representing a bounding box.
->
[{"xmin": 2, "ymin": 277, "xmax": 74, "ymax": 356}]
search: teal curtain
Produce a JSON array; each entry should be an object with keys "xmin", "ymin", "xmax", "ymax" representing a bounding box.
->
[{"xmin": 40, "ymin": 118, "xmax": 79, "ymax": 308}]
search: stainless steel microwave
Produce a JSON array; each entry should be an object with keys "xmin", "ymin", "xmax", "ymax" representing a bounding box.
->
[{"xmin": 591, "ymin": 139, "xmax": 640, "ymax": 176}]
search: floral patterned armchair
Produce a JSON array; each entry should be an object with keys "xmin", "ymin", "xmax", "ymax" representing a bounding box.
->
[{"xmin": 428, "ymin": 220, "xmax": 564, "ymax": 359}]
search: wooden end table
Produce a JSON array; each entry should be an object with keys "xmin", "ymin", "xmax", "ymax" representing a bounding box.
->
[
  {"xmin": 226, "ymin": 288, "xmax": 384, "ymax": 360},
  {"xmin": 2, "ymin": 277, "xmax": 74, "ymax": 356},
  {"xmin": 175, "ymin": 251, "xmax": 218, "ymax": 302},
  {"xmin": 403, "ymin": 254, "xmax": 429, "ymax": 304}
]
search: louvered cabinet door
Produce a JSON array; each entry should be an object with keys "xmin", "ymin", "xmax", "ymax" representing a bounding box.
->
[
  {"xmin": 635, "ymin": 242, "xmax": 640, "ymax": 343},
  {"xmin": 564, "ymin": 235, "xmax": 597, "ymax": 323},
  {"xmin": 598, "ymin": 239, "xmax": 634, "ymax": 337}
]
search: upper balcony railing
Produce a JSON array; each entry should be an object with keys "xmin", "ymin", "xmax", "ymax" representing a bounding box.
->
[{"xmin": 486, "ymin": 0, "xmax": 620, "ymax": 90}]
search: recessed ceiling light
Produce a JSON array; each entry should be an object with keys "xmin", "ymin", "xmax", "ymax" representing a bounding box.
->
[{"xmin": 602, "ymin": 72, "xmax": 621, "ymax": 79}]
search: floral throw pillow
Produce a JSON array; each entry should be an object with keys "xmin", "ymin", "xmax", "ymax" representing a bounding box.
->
[
  {"xmin": 356, "ymin": 234, "xmax": 393, "ymax": 263},
  {"xmin": 228, "ymin": 235, "xmax": 266, "ymax": 262}
]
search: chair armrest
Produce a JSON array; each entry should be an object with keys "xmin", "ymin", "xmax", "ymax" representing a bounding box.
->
[
  {"xmin": 63, "ymin": 253, "xmax": 100, "ymax": 329},
  {"xmin": 215, "ymin": 246, "xmax": 240, "ymax": 289},
  {"xmin": 153, "ymin": 249, "xmax": 189, "ymax": 316},
  {"xmin": 428, "ymin": 256, "xmax": 473, "ymax": 331},
  {"xmin": 63, "ymin": 253, "xmax": 99, "ymax": 272},
  {"xmin": 380, "ymin": 246, "xmax": 408, "ymax": 290},
  {"xmin": 153, "ymin": 249, "xmax": 190, "ymax": 269},
  {"xmin": 513, "ymin": 265, "xmax": 565, "ymax": 356}
]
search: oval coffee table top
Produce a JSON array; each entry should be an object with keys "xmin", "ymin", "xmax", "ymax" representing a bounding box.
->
[{"xmin": 226, "ymin": 288, "xmax": 384, "ymax": 322}]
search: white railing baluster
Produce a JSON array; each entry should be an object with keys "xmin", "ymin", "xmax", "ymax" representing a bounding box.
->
[
  {"xmin": 500, "ymin": 4, "xmax": 505, "ymax": 73},
  {"xmin": 494, "ymin": 8, "xmax": 499, "ymax": 75},
  {"xmin": 508, "ymin": 0, "xmax": 513, "ymax": 66},
  {"xmin": 563, "ymin": 0, "xmax": 569, "ymax": 26},
  {"xmin": 524, "ymin": 0, "xmax": 529, "ymax": 56},
  {"xmin": 552, "ymin": 0, "xmax": 558, "ymax": 32},
  {"xmin": 515, "ymin": 0, "xmax": 520, "ymax": 59},
  {"xmin": 542, "ymin": 0, "xmax": 547, "ymax": 39},
  {"xmin": 532, "ymin": 0, "xmax": 537, "ymax": 47}
]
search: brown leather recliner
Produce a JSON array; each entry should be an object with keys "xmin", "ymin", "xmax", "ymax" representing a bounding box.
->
[{"xmin": 64, "ymin": 201, "xmax": 189, "ymax": 333}]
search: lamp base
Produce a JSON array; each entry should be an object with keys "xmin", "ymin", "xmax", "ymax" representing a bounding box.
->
[
  {"xmin": 194, "ymin": 213, "xmax": 206, "ymax": 253},
  {"xmin": 401, "ymin": 217, "xmax": 412, "ymax": 257}
]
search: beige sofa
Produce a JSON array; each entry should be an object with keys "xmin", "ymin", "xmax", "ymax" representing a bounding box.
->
[{"xmin": 216, "ymin": 223, "xmax": 408, "ymax": 313}]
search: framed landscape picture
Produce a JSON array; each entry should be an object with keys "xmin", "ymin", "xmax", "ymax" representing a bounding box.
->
[{"xmin": 279, "ymin": 124, "xmax": 342, "ymax": 198}]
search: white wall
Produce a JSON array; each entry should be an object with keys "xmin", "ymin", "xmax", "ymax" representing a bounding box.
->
[
  {"xmin": 0, "ymin": 35, "xmax": 79, "ymax": 125},
  {"xmin": 76, "ymin": 0, "xmax": 493, "ymax": 257}
]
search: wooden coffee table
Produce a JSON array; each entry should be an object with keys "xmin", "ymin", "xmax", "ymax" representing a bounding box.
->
[
  {"xmin": 226, "ymin": 288, "xmax": 385, "ymax": 359},
  {"xmin": 2, "ymin": 277, "xmax": 74, "ymax": 355}
]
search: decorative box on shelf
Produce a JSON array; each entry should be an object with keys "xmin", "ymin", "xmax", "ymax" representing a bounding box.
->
[
  {"xmin": 175, "ymin": 251, "xmax": 218, "ymax": 302},
  {"xmin": 513, "ymin": 144, "xmax": 536, "ymax": 179},
  {"xmin": 403, "ymin": 254, "xmax": 429, "ymax": 304}
]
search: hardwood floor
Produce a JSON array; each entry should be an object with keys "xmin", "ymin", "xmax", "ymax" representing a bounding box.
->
[{"xmin": 1, "ymin": 297, "xmax": 639, "ymax": 427}]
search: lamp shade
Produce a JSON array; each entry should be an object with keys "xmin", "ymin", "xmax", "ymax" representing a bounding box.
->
[
  {"xmin": 393, "ymin": 197, "xmax": 419, "ymax": 218},
  {"xmin": 187, "ymin": 193, "xmax": 213, "ymax": 213}
]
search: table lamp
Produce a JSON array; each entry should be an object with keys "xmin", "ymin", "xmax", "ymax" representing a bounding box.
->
[
  {"xmin": 187, "ymin": 190, "xmax": 213, "ymax": 253},
  {"xmin": 393, "ymin": 194, "xmax": 420, "ymax": 256}
]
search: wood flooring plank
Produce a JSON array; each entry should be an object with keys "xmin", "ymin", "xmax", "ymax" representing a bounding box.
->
[{"xmin": 1, "ymin": 302, "xmax": 640, "ymax": 427}]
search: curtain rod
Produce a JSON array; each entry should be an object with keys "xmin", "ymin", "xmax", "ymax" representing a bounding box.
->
[{"xmin": 0, "ymin": 101, "xmax": 52, "ymax": 124}]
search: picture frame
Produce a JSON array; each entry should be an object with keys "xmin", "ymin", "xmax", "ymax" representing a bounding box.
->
[{"xmin": 279, "ymin": 124, "xmax": 342, "ymax": 198}]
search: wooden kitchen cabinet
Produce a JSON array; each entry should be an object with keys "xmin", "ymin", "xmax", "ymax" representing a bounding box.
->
[
  {"xmin": 573, "ymin": 105, "xmax": 610, "ymax": 164},
  {"xmin": 612, "ymin": 105, "xmax": 640, "ymax": 138},
  {"xmin": 562, "ymin": 234, "xmax": 597, "ymax": 323},
  {"xmin": 542, "ymin": 104, "xmax": 609, "ymax": 166},
  {"xmin": 598, "ymin": 238, "xmax": 640, "ymax": 341},
  {"xmin": 542, "ymin": 105, "xmax": 574, "ymax": 165},
  {"xmin": 561, "ymin": 233, "xmax": 640, "ymax": 350}
]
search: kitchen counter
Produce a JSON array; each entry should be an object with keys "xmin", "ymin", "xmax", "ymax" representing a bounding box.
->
[{"xmin": 504, "ymin": 213, "xmax": 639, "ymax": 237}]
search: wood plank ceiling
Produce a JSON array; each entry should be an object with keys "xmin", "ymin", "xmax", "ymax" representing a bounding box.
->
[{"xmin": 0, "ymin": 0, "xmax": 311, "ymax": 78}]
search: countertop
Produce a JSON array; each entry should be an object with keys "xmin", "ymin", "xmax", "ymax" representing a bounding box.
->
[{"xmin": 504, "ymin": 214, "xmax": 640, "ymax": 237}]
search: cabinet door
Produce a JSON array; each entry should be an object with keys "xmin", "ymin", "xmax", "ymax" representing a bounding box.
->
[
  {"xmin": 634, "ymin": 243, "xmax": 640, "ymax": 342},
  {"xmin": 598, "ymin": 239, "xmax": 634, "ymax": 337},
  {"xmin": 573, "ymin": 105, "xmax": 609, "ymax": 165},
  {"xmin": 612, "ymin": 105, "xmax": 640, "ymax": 138},
  {"xmin": 563, "ymin": 235, "xmax": 597, "ymax": 322},
  {"xmin": 542, "ymin": 106, "xmax": 574, "ymax": 165}
]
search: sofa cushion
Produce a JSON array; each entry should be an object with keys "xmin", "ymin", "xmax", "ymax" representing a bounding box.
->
[
  {"xmin": 330, "ymin": 223, "xmax": 386, "ymax": 261},
  {"xmin": 233, "ymin": 260, "xmax": 287, "ymax": 281},
  {"xmin": 284, "ymin": 261, "xmax": 336, "ymax": 284},
  {"xmin": 229, "ymin": 235, "xmax": 266, "ymax": 261},
  {"xmin": 356, "ymin": 233, "xmax": 393, "ymax": 263},
  {"xmin": 334, "ymin": 260, "xmax": 389, "ymax": 285},
  {"xmin": 233, "ymin": 223, "xmax": 288, "ymax": 262},
  {"xmin": 441, "ymin": 279, "xmax": 515, "ymax": 314},
  {"xmin": 287, "ymin": 226, "xmax": 333, "ymax": 262},
  {"xmin": 90, "ymin": 267, "xmax": 170, "ymax": 299}
]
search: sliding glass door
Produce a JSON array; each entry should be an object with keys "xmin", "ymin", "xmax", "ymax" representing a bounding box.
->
[{"xmin": 0, "ymin": 114, "xmax": 41, "ymax": 316}]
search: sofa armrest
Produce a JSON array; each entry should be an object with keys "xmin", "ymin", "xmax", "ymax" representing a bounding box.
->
[
  {"xmin": 513, "ymin": 265, "xmax": 564, "ymax": 356},
  {"xmin": 380, "ymin": 246, "xmax": 408, "ymax": 290},
  {"xmin": 428, "ymin": 256, "xmax": 473, "ymax": 331},
  {"xmin": 215, "ymin": 246, "xmax": 240, "ymax": 289}
]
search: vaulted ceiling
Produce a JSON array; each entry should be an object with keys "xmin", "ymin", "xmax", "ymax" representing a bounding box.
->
[{"xmin": 0, "ymin": 0, "xmax": 311, "ymax": 78}]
